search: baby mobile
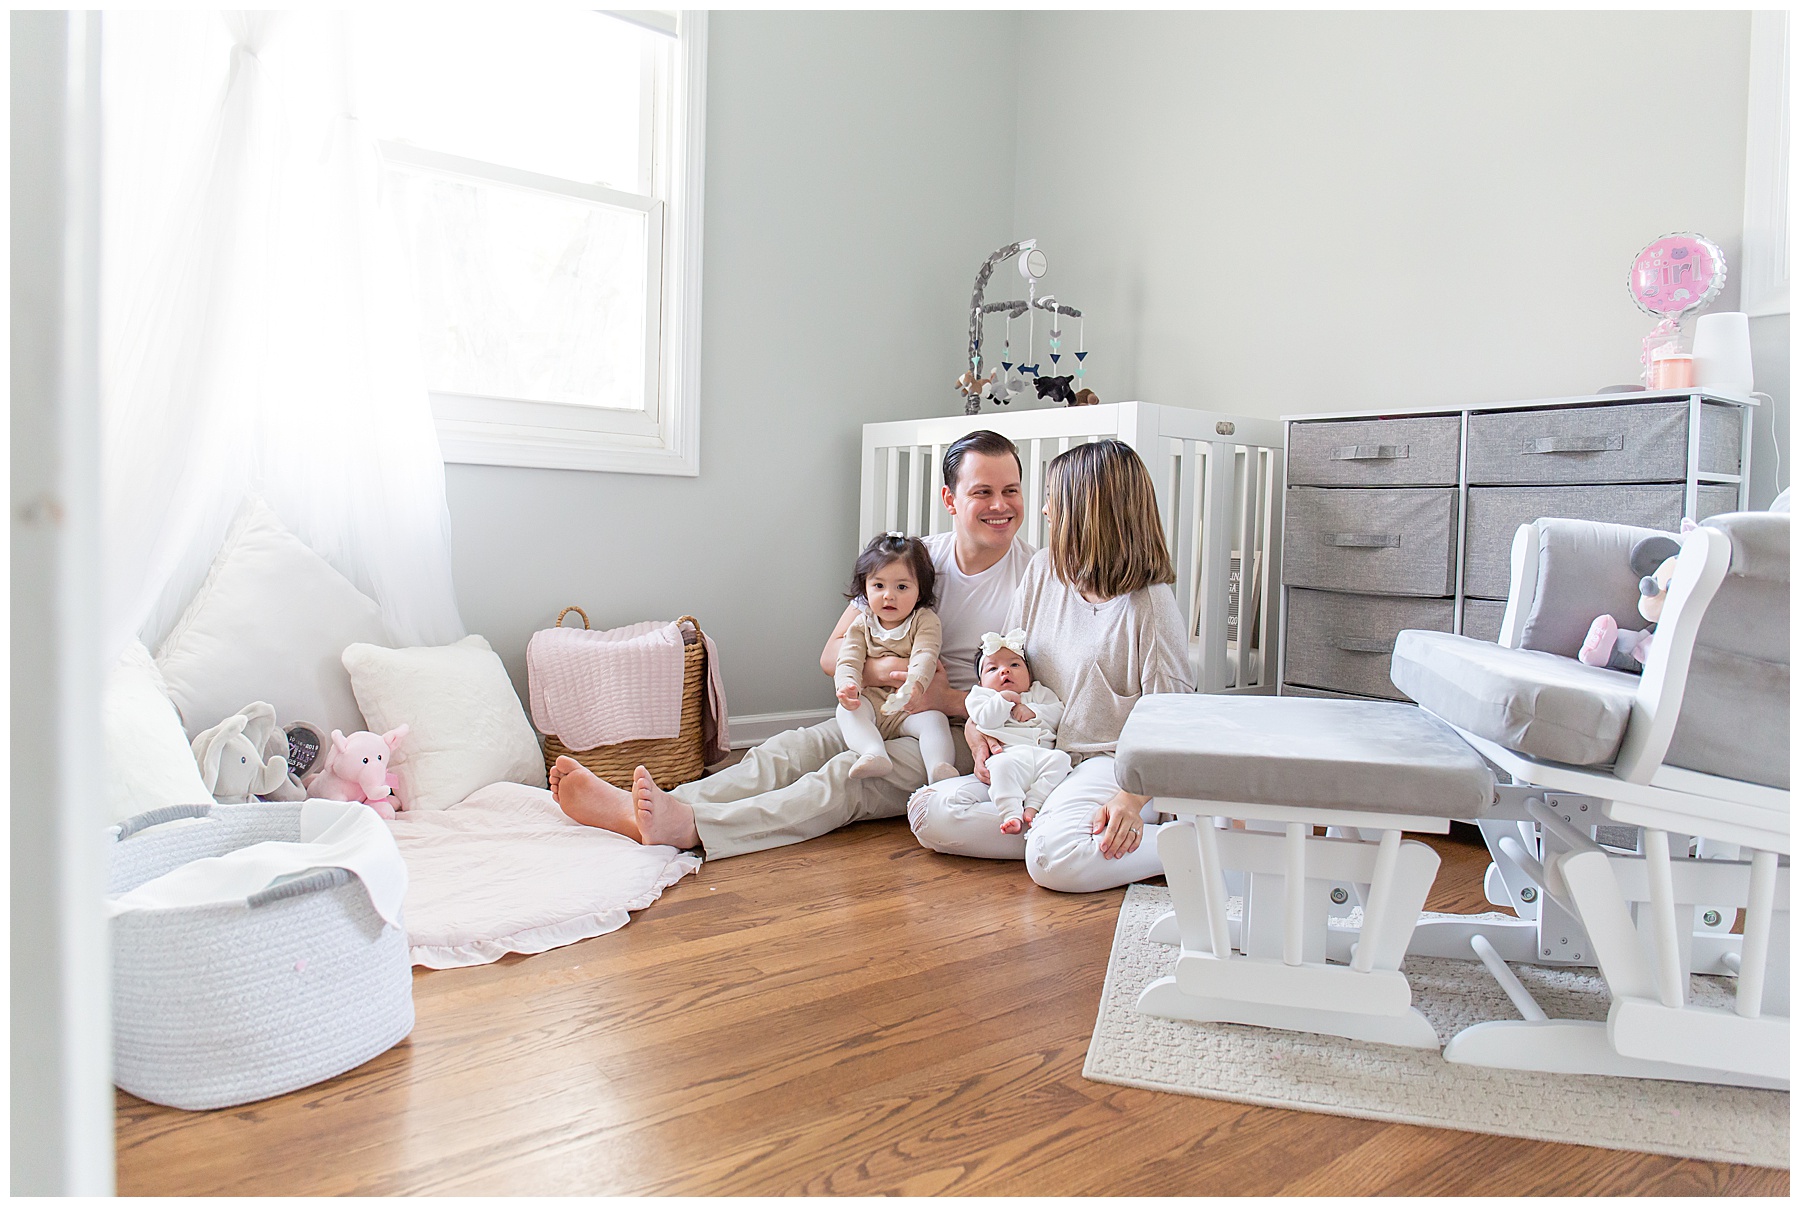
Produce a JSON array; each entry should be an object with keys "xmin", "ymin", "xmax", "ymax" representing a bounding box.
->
[
  {"xmin": 1627, "ymin": 232, "xmax": 1726, "ymax": 389},
  {"xmin": 955, "ymin": 239, "xmax": 1098, "ymax": 415}
]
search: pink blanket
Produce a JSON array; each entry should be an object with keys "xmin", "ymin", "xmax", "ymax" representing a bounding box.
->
[
  {"xmin": 392, "ymin": 782, "xmax": 701, "ymax": 969},
  {"xmin": 527, "ymin": 618, "xmax": 730, "ymax": 761}
]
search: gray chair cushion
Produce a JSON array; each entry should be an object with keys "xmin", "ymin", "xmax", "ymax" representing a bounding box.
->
[
  {"xmin": 1115, "ymin": 694, "xmax": 1495, "ymax": 819},
  {"xmin": 1664, "ymin": 511, "xmax": 1790, "ymax": 788},
  {"xmin": 1390, "ymin": 630, "xmax": 1640, "ymax": 767},
  {"xmin": 1519, "ymin": 517, "xmax": 1667, "ymax": 658}
]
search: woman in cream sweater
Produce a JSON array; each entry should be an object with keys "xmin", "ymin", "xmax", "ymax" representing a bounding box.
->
[{"xmin": 908, "ymin": 438, "xmax": 1193, "ymax": 891}]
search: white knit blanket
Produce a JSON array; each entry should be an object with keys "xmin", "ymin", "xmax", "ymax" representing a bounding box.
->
[{"xmin": 527, "ymin": 618, "xmax": 687, "ymax": 751}]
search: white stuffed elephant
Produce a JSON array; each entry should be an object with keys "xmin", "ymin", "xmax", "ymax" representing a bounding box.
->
[{"xmin": 191, "ymin": 702, "xmax": 291, "ymax": 803}]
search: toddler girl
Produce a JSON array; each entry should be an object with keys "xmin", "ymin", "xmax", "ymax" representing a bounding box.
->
[
  {"xmin": 835, "ymin": 532, "xmax": 959, "ymax": 784},
  {"xmin": 965, "ymin": 630, "xmax": 1070, "ymax": 834}
]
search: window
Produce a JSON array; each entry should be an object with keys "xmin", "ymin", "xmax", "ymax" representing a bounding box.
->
[
  {"xmin": 353, "ymin": 9, "xmax": 708, "ymax": 474},
  {"xmin": 1740, "ymin": 10, "xmax": 1788, "ymax": 318}
]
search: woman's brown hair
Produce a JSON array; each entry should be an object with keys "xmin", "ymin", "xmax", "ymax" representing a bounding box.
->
[{"xmin": 1044, "ymin": 439, "xmax": 1175, "ymax": 599}]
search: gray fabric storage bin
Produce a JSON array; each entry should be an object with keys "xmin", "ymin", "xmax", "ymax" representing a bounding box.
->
[
  {"xmin": 1466, "ymin": 401, "xmax": 1690, "ymax": 485},
  {"xmin": 1283, "ymin": 486, "xmax": 1458, "ymax": 596},
  {"xmin": 109, "ymin": 803, "xmax": 414, "ymax": 1110},
  {"xmin": 1284, "ymin": 588, "xmax": 1453, "ymax": 700},
  {"xmin": 1462, "ymin": 484, "xmax": 1687, "ymax": 599},
  {"xmin": 1286, "ymin": 415, "xmax": 1461, "ymax": 487},
  {"xmin": 1698, "ymin": 402, "xmax": 1744, "ymax": 476},
  {"xmin": 1460, "ymin": 599, "xmax": 1507, "ymax": 644},
  {"xmin": 1697, "ymin": 483, "xmax": 1740, "ymax": 520}
]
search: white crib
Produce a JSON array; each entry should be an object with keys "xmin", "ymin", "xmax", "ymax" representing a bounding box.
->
[{"xmin": 860, "ymin": 402, "xmax": 1285, "ymax": 693}]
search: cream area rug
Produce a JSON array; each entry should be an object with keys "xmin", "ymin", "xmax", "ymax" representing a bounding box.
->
[{"xmin": 1084, "ymin": 885, "xmax": 1788, "ymax": 1169}]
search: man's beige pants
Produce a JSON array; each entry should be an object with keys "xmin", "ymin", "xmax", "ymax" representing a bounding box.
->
[{"xmin": 675, "ymin": 718, "xmax": 972, "ymax": 860}]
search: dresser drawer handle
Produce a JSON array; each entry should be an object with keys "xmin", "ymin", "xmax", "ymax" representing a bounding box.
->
[
  {"xmin": 1331, "ymin": 636, "xmax": 1395, "ymax": 654},
  {"xmin": 1331, "ymin": 443, "xmax": 1410, "ymax": 461},
  {"xmin": 1321, "ymin": 532, "xmax": 1401, "ymax": 548},
  {"xmin": 1522, "ymin": 434, "xmax": 1623, "ymax": 455}
]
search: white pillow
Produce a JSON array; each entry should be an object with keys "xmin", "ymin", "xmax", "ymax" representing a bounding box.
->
[
  {"xmin": 104, "ymin": 641, "xmax": 215, "ymax": 824},
  {"xmin": 342, "ymin": 635, "xmax": 547, "ymax": 811},
  {"xmin": 156, "ymin": 499, "xmax": 389, "ymax": 740}
]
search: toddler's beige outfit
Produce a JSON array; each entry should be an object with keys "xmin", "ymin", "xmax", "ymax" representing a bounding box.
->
[
  {"xmin": 834, "ymin": 606, "xmax": 957, "ymax": 781},
  {"xmin": 834, "ymin": 607, "xmax": 943, "ymax": 740}
]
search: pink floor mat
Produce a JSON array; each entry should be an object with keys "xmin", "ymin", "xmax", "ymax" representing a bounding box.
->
[{"xmin": 389, "ymin": 781, "xmax": 700, "ymax": 969}]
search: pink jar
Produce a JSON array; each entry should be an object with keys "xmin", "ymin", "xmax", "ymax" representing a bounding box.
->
[{"xmin": 1651, "ymin": 351, "xmax": 1696, "ymax": 389}]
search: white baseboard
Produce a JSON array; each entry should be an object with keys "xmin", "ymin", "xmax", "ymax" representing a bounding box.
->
[{"xmin": 726, "ymin": 707, "xmax": 834, "ymax": 748}]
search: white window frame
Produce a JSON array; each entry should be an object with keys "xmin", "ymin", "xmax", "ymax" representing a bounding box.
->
[
  {"xmin": 1741, "ymin": 10, "xmax": 1788, "ymax": 318},
  {"xmin": 401, "ymin": 9, "xmax": 707, "ymax": 475}
]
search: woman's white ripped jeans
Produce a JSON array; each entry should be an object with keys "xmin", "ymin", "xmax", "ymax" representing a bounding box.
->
[{"xmin": 908, "ymin": 753, "xmax": 1165, "ymax": 892}]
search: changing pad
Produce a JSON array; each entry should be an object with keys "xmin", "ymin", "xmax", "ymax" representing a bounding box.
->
[{"xmin": 391, "ymin": 780, "xmax": 700, "ymax": 969}]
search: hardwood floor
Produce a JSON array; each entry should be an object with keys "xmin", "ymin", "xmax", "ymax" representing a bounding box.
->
[{"xmin": 115, "ymin": 820, "xmax": 1786, "ymax": 1196}]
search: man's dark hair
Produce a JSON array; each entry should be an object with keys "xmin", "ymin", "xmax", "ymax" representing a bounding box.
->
[
  {"xmin": 942, "ymin": 430, "xmax": 1023, "ymax": 493},
  {"xmin": 845, "ymin": 532, "xmax": 938, "ymax": 611}
]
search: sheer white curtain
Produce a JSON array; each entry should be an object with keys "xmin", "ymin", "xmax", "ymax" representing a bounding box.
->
[{"xmin": 100, "ymin": 11, "xmax": 466, "ymax": 662}]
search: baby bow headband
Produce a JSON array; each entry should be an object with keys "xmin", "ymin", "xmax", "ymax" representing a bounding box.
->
[{"xmin": 979, "ymin": 629, "xmax": 1027, "ymax": 659}]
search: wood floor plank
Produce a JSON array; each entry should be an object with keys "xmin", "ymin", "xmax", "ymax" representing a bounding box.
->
[{"xmin": 114, "ymin": 818, "xmax": 1787, "ymax": 1196}]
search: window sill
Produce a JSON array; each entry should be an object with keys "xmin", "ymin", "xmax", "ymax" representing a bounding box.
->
[{"xmin": 434, "ymin": 407, "xmax": 700, "ymax": 476}]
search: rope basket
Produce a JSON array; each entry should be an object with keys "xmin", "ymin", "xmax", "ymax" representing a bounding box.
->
[
  {"xmin": 109, "ymin": 803, "xmax": 414, "ymax": 1111},
  {"xmin": 540, "ymin": 608, "xmax": 709, "ymax": 791}
]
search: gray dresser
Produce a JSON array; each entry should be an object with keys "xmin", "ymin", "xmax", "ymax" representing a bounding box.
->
[{"xmin": 1276, "ymin": 389, "xmax": 1756, "ymax": 701}]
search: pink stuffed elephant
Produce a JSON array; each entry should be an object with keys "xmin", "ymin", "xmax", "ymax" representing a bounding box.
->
[{"xmin": 307, "ymin": 725, "xmax": 409, "ymax": 819}]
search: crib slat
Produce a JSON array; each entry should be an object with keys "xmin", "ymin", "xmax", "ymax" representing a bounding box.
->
[
  {"xmin": 928, "ymin": 444, "xmax": 945, "ymax": 534},
  {"xmin": 1026, "ymin": 438, "xmax": 1044, "ymax": 548},
  {"xmin": 1196, "ymin": 440, "xmax": 1236, "ymax": 692},
  {"xmin": 859, "ymin": 431, "xmax": 882, "ymax": 546},
  {"xmin": 909, "ymin": 444, "xmax": 926, "ymax": 536},
  {"xmin": 884, "ymin": 446, "xmax": 901, "ymax": 535},
  {"xmin": 1235, "ymin": 447, "xmax": 1262, "ymax": 687},
  {"xmin": 1260, "ymin": 448, "xmax": 1286, "ymax": 687},
  {"xmin": 1174, "ymin": 441, "xmax": 1199, "ymax": 640},
  {"xmin": 1156, "ymin": 438, "xmax": 1179, "ymax": 573}
]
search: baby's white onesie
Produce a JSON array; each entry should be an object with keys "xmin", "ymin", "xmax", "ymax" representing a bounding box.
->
[{"xmin": 966, "ymin": 682, "xmax": 1074, "ymax": 825}]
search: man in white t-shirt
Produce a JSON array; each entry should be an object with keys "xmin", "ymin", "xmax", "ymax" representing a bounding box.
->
[{"xmin": 551, "ymin": 431, "xmax": 1035, "ymax": 858}]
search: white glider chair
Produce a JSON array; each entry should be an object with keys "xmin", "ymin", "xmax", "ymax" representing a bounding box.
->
[
  {"xmin": 1390, "ymin": 512, "xmax": 1789, "ymax": 1090},
  {"xmin": 1116, "ymin": 511, "xmax": 1786, "ymax": 1091}
]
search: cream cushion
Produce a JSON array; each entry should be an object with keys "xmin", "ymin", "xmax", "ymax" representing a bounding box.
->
[
  {"xmin": 342, "ymin": 636, "xmax": 547, "ymax": 811},
  {"xmin": 104, "ymin": 641, "xmax": 216, "ymax": 824},
  {"xmin": 155, "ymin": 500, "xmax": 388, "ymax": 739}
]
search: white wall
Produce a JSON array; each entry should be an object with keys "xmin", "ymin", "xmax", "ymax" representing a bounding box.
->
[
  {"xmin": 445, "ymin": 11, "xmax": 1021, "ymax": 719},
  {"xmin": 1009, "ymin": 12, "xmax": 1771, "ymax": 443},
  {"xmin": 448, "ymin": 10, "xmax": 1784, "ymax": 723}
]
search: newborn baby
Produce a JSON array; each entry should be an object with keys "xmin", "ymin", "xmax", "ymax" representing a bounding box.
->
[{"xmin": 964, "ymin": 629, "xmax": 1072, "ymax": 834}]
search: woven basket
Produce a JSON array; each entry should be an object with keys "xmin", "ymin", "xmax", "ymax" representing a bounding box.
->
[
  {"xmin": 539, "ymin": 607, "xmax": 709, "ymax": 791},
  {"xmin": 108, "ymin": 802, "xmax": 414, "ymax": 1110}
]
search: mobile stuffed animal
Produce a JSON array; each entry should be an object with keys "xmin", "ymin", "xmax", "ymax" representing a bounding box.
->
[
  {"xmin": 306, "ymin": 726, "xmax": 410, "ymax": 819},
  {"xmin": 1577, "ymin": 523, "xmax": 1693, "ymax": 673},
  {"xmin": 191, "ymin": 703, "xmax": 291, "ymax": 803}
]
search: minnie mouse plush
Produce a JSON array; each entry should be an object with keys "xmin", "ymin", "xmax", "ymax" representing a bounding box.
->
[{"xmin": 1577, "ymin": 522, "xmax": 1694, "ymax": 673}]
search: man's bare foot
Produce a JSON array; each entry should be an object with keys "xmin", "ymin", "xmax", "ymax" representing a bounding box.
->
[
  {"xmin": 550, "ymin": 756, "xmax": 642, "ymax": 842},
  {"xmin": 632, "ymin": 766, "xmax": 700, "ymax": 848},
  {"xmin": 849, "ymin": 753, "xmax": 892, "ymax": 779}
]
